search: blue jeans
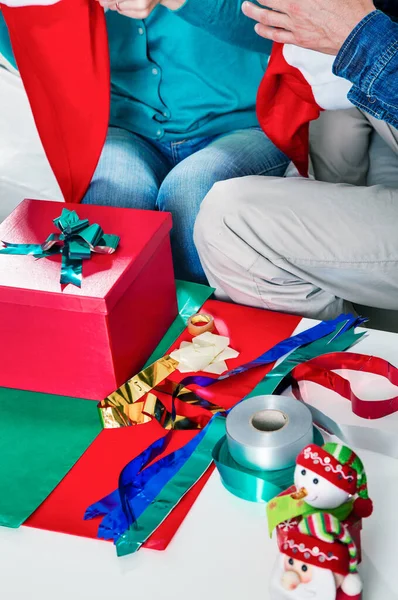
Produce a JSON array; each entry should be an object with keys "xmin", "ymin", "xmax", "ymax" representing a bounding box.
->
[{"xmin": 82, "ymin": 126, "xmax": 289, "ymax": 282}]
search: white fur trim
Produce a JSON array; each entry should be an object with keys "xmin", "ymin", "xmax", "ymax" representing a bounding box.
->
[
  {"xmin": 283, "ymin": 45, "xmax": 352, "ymax": 111},
  {"xmin": 341, "ymin": 573, "xmax": 363, "ymax": 596}
]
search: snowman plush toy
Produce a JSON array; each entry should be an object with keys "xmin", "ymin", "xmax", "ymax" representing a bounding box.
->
[
  {"xmin": 268, "ymin": 443, "xmax": 373, "ymax": 600},
  {"xmin": 293, "ymin": 443, "xmax": 373, "ymax": 518}
]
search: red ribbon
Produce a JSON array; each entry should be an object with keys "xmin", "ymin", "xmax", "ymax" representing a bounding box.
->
[{"xmin": 290, "ymin": 352, "xmax": 398, "ymax": 420}]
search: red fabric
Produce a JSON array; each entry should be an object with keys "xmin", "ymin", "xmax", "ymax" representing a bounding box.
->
[
  {"xmin": 337, "ymin": 591, "xmax": 362, "ymax": 600},
  {"xmin": 296, "ymin": 445, "xmax": 358, "ymax": 496},
  {"xmin": 25, "ymin": 300, "xmax": 300, "ymax": 549},
  {"xmin": 1, "ymin": 0, "xmax": 110, "ymax": 203},
  {"xmin": 256, "ymin": 42, "xmax": 321, "ymax": 177}
]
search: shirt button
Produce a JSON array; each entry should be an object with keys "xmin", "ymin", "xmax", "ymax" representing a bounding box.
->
[
  {"xmin": 137, "ymin": 27, "xmax": 144, "ymax": 35},
  {"xmin": 152, "ymin": 68, "xmax": 159, "ymax": 76},
  {"xmin": 163, "ymin": 110, "xmax": 170, "ymax": 118},
  {"xmin": 156, "ymin": 129, "xmax": 163, "ymax": 137}
]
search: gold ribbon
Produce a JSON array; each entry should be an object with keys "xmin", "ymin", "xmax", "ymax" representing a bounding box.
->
[{"xmin": 99, "ymin": 355, "xmax": 223, "ymax": 430}]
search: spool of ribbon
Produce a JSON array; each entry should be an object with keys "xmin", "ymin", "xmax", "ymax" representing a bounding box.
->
[
  {"xmin": 187, "ymin": 313, "xmax": 215, "ymax": 336},
  {"xmin": 226, "ymin": 395, "xmax": 313, "ymax": 471},
  {"xmin": 0, "ymin": 208, "xmax": 120, "ymax": 287},
  {"xmin": 213, "ymin": 429, "xmax": 324, "ymax": 503}
]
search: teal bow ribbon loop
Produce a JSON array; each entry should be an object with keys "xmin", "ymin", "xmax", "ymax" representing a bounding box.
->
[{"xmin": 0, "ymin": 208, "xmax": 120, "ymax": 288}]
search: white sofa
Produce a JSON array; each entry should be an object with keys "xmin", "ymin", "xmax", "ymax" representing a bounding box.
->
[{"xmin": 0, "ymin": 63, "xmax": 62, "ymax": 223}]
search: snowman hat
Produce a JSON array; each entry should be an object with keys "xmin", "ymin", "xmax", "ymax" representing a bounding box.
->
[
  {"xmin": 278, "ymin": 513, "xmax": 362, "ymax": 596},
  {"xmin": 296, "ymin": 443, "xmax": 373, "ymax": 518}
]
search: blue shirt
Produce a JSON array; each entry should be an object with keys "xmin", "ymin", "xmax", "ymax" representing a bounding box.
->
[
  {"xmin": 106, "ymin": 2, "xmax": 271, "ymax": 141},
  {"xmin": 0, "ymin": 1, "xmax": 272, "ymax": 141},
  {"xmin": 333, "ymin": 9, "xmax": 398, "ymax": 128}
]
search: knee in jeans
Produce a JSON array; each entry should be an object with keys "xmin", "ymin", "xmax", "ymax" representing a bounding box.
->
[{"xmin": 85, "ymin": 175, "xmax": 158, "ymax": 209}]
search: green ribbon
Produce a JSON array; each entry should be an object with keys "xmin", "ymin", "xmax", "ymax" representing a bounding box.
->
[
  {"xmin": 213, "ymin": 428, "xmax": 324, "ymax": 504},
  {"xmin": 116, "ymin": 415, "xmax": 226, "ymax": 557},
  {"xmin": 246, "ymin": 325, "xmax": 365, "ymax": 399},
  {"xmin": 0, "ymin": 208, "xmax": 120, "ymax": 287}
]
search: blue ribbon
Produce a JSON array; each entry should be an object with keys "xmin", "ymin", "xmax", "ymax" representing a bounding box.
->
[
  {"xmin": 171, "ymin": 314, "xmax": 365, "ymax": 419},
  {"xmin": 85, "ymin": 425, "xmax": 211, "ymax": 541}
]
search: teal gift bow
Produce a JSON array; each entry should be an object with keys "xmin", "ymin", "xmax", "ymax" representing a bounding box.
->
[{"xmin": 0, "ymin": 208, "xmax": 120, "ymax": 287}]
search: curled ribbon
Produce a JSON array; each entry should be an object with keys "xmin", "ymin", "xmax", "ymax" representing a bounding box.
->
[
  {"xmin": 0, "ymin": 208, "xmax": 120, "ymax": 287},
  {"xmin": 290, "ymin": 352, "xmax": 398, "ymax": 420}
]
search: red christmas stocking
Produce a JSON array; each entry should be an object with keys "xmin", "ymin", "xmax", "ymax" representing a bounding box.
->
[
  {"xmin": 1, "ymin": 0, "xmax": 110, "ymax": 203},
  {"xmin": 257, "ymin": 43, "xmax": 352, "ymax": 177}
]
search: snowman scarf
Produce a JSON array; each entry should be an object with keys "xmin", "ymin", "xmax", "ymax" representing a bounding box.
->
[
  {"xmin": 257, "ymin": 43, "xmax": 353, "ymax": 177},
  {"xmin": 0, "ymin": 0, "xmax": 110, "ymax": 203}
]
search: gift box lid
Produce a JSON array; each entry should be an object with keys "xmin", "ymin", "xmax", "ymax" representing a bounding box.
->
[{"xmin": 0, "ymin": 199, "xmax": 173, "ymax": 314}]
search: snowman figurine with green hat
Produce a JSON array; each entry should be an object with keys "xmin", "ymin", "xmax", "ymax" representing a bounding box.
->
[
  {"xmin": 293, "ymin": 443, "xmax": 373, "ymax": 519},
  {"xmin": 267, "ymin": 443, "xmax": 373, "ymax": 536}
]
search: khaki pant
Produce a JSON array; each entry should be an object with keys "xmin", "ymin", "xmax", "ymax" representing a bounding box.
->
[{"xmin": 194, "ymin": 109, "xmax": 398, "ymax": 320}]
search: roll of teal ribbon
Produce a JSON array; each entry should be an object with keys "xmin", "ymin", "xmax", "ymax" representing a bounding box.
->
[
  {"xmin": 226, "ymin": 396, "xmax": 313, "ymax": 471},
  {"xmin": 213, "ymin": 396, "xmax": 323, "ymax": 502}
]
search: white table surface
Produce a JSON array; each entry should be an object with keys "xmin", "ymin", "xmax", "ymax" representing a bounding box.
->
[{"xmin": 1, "ymin": 319, "xmax": 398, "ymax": 600}]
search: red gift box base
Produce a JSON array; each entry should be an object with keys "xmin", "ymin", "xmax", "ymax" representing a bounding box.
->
[{"xmin": 25, "ymin": 301, "xmax": 301, "ymax": 549}]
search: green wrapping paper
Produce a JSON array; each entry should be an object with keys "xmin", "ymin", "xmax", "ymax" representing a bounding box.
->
[
  {"xmin": 0, "ymin": 388, "xmax": 101, "ymax": 527},
  {"xmin": 143, "ymin": 280, "xmax": 214, "ymax": 368}
]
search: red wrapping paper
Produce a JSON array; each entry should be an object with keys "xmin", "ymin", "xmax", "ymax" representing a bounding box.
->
[{"xmin": 25, "ymin": 301, "xmax": 300, "ymax": 549}]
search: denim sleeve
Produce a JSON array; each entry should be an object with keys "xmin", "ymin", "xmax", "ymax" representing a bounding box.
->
[
  {"xmin": 173, "ymin": 0, "xmax": 272, "ymax": 55},
  {"xmin": 333, "ymin": 10, "xmax": 398, "ymax": 127}
]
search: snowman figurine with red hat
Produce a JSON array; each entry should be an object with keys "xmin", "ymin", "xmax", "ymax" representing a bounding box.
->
[
  {"xmin": 293, "ymin": 443, "xmax": 373, "ymax": 519},
  {"xmin": 271, "ymin": 512, "xmax": 363, "ymax": 600}
]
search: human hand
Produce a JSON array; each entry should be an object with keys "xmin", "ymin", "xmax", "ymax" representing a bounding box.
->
[
  {"xmin": 99, "ymin": 0, "xmax": 183, "ymax": 19},
  {"xmin": 241, "ymin": 0, "xmax": 376, "ymax": 54}
]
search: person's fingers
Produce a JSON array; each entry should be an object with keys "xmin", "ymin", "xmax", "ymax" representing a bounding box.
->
[
  {"xmin": 242, "ymin": 1, "xmax": 291, "ymax": 30},
  {"xmin": 255, "ymin": 0, "xmax": 288, "ymax": 9},
  {"xmin": 112, "ymin": 0, "xmax": 159, "ymax": 17},
  {"xmin": 254, "ymin": 22, "xmax": 296, "ymax": 44}
]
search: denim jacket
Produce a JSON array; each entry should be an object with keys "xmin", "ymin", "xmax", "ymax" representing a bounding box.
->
[{"xmin": 333, "ymin": 10, "xmax": 398, "ymax": 129}]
